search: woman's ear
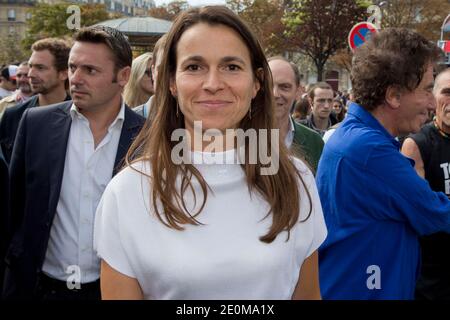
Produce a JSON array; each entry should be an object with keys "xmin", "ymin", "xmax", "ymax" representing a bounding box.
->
[
  {"xmin": 169, "ymin": 76, "xmax": 177, "ymax": 97},
  {"xmin": 252, "ymin": 68, "xmax": 263, "ymax": 98}
]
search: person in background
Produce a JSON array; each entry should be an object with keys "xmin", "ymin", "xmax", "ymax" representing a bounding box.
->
[
  {"xmin": 0, "ymin": 38, "xmax": 71, "ymax": 164},
  {"xmin": 0, "ymin": 62, "xmax": 32, "ymax": 118},
  {"xmin": 123, "ymin": 52, "xmax": 154, "ymax": 108},
  {"xmin": 300, "ymin": 82, "xmax": 338, "ymax": 137},
  {"xmin": 0, "ymin": 65, "xmax": 17, "ymax": 100},
  {"xmin": 268, "ymin": 56, "xmax": 324, "ymax": 172},
  {"xmin": 134, "ymin": 34, "xmax": 167, "ymax": 119},
  {"xmin": 402, "ymin": 67, "xmax": 450, "ymax": 300},
  {"xmin": 332, "ymin": 96, "xmax": 346, "ymax": 123},
  {"xmin": 322, "ymin": 97, "xmax": 347, "ymax": 143},
  {"xmin": 316, "ymin": 28, "xmax": 450, "ymax": 300},
  {"xmin": 94, "ymin": 6, "xmax": 327, "ymax": 300},
  {"xmin": 292, "ymin": 95, "xmax": 311, "ymax": 122}
]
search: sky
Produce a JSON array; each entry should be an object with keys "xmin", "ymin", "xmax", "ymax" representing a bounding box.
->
[{"xmin": 153, "ymin": 0, "xmax": 226, "ymax": 7}]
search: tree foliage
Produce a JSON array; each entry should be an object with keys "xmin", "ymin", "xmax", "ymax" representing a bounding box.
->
[
  {"xmin": 227, "ymin": 0, "xmax": 287, "ymax": 55},
  {"xmin": 377, "ymin": 0, "xmax": 450, "ymax": 41},
  {"xmin": 284, "ymin": 0, "xmax": 368, "ymax": 80},
  {"xmin": 22, "ymin": 2, "xmax": 114, "ymax": 52},
  {"xmin": 0, "ymin": 33, "xmax": 28, "ymax": 66},
  {"xmin": 148, "ymin": 1, "xmax": 189, "ymax": 21}
]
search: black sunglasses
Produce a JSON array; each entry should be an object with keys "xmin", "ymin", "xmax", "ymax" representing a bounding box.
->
[{"xmin": 144, "ymin": 69, "xmax": 153, "ymax": 81}]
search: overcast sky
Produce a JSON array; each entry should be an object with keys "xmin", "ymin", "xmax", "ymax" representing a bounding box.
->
[{"xmin": 153, "ymin": 0, "xmax": 226, "ymax": 7}]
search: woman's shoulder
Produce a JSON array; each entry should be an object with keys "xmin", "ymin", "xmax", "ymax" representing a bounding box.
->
[
  {"xmin": 107, "ymin": 160, "xmax": 151, "ymax": 192},
  {"xmin": 289, "ymin": 156, "xmax": 317, "ymax": 195},
  {"xmin": 290, "ymin": 157, "xmax": 314, "ymax": 178}
]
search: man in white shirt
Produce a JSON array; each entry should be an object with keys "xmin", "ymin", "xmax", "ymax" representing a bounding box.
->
[{"xmin": 3, "ymin": 26, "xmax": 145, "ymax": 300}]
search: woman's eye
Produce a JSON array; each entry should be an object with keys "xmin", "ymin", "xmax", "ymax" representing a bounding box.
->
[
  {"xmin": 187, "ymin": 65, "xmax": 200, "ymax": 71},
  {"xmin": 227, "ymin": 64, "xmax": 241, "ymax": 71}
]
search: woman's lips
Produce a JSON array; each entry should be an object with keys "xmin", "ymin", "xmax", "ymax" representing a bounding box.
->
[{"xmin": 196, "ymin": 100, "xmax": 232, "ymax": 109}]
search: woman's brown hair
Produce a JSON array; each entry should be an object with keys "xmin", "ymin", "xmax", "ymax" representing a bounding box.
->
[{"xmin": 126, "ymin": 6, "xmax": 312, "ymax": 243}]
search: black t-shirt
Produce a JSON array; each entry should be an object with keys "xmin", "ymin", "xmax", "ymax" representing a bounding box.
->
[{"xmin": 410, "ymin": 122, "xmax": 450, "ymax": 300}]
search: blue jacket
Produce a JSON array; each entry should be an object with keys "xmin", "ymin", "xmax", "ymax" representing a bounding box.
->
[{"xmin": 316, "ymin": 103, "xmax": 450, "ymax": 299}]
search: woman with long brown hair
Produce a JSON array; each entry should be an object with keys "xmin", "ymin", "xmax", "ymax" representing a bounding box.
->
[{"xmin": 94, "ymin": 6, "xmax": 326, "ymax": 300}]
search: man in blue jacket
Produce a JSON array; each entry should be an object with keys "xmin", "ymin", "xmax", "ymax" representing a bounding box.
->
[{"xmin": 316, "ymin": 28, "xmax": 450, "ymax": 299}]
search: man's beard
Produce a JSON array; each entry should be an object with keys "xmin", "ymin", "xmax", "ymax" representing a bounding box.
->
[{"xmin": 19, "ymin": 84, "xmax": 32, "ymax": 94}]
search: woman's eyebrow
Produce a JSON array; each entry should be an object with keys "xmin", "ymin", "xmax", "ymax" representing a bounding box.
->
[{"xmin": 221, "ymin": 56, "xmax": 246, "ymax": 65}]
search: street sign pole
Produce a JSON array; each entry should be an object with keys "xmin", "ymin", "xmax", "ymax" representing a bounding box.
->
[{"xmin": 441, "ymin": 13, "xmax": 450, "ymax": 41}]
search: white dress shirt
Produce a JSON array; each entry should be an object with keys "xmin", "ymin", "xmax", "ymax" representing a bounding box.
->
[
  {"xmin": 284, "ymin": 117, "xmax": 295, "ymax": 148},
  {"xmin": 42, "ymin": 102, "xmax": 125, "ymax": 283}
]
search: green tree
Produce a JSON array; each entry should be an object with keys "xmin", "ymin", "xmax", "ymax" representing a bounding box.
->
[
  {"xmin": 227, "ymin": 0, "xmax": 287, "ymax": 55},
  {"xmin": 0, "ymin": 33, "xmax": 28, "ymax": 66},
  {"xmin": 148, "ymin": 1, "xmax": 189, "ymax": 21},
  {"xmin": 375, "ymin": 0, "xmax": 450, "ymax": 41},
  {"xmin": 22, "ymin": 2, "xmax": 113, "ymax": 52},
  {"xmin": 284, "ymin": 0, "xmax": 369, "ymax": 80}
]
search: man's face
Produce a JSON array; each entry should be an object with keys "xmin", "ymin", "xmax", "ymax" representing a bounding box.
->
[
  {"xmin": 434, "ymin": 70, "xmax": 450, "ymax": 131},
  {"xmin": 310, "ymin": 88, "xmax": 333, "ymax": 120},
  {"xmin": 28, "ymin": 49, "xmax": 67, "ymax": 94},
  {"xmin": 16, "ymin": 65, "xmax": 31, "ymax": 94},
  {"xmin": 69, "ymin": 41, "xmax": 129, "ymax": 112},
  {"xmin": 268, "ymin": 59, "xmax": 298, "ymax": 122},
  {"xmin": 396, "ymin": 64, "xmax": 436, "ymax": 135}
]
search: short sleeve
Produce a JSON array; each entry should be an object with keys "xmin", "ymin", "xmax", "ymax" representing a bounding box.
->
[
  {"xmin": 93, "ymin": 183, "xmax": 136, "ymax": 278},
  {"xmin": 304, "ymin": 172, "xmax": 328, "ymax": 258},
  {"xmin": 293, "ymin": 159, "xmax": 328, "ymax": 263}
]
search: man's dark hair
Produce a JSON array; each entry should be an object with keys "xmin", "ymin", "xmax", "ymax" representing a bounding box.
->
[
  {"xmin": 0, "ymin": 66, "xmax": 14, "ymax": 82},
  {"xmin": 307, "ymin": 82, "xmax": 332, "ymax": 100},
  {"xmin": 31, "ymin": 38, "xmax": 71, "ymax": 72},
  {"xmin": 351, "ymin": 28, "xmax": 443, "ymax": 111},
  {"xmin": 73, "ymin": 25, "xmax": 132, "ymax": 71}
]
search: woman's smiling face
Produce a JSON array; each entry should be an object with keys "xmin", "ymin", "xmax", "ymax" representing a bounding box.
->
[{"xmin": 170, "ymin": 22, "xmax": 260, "ymax": 135}]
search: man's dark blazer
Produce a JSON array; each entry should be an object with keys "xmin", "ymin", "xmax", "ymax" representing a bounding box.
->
[
  {"xmin": 0, "ymin": 148, "xmax": 9, "ymax": 293},
  {"xmin": 0, "ymin": 95, "xmax": 72, "ymax": 164},
  {"xmin": 2, "ymin": 100, "xmax": 145, "ymax": 299}
]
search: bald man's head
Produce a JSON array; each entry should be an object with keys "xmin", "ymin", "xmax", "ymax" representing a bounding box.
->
[
  {"xmin": 434, "ymin": 68, "xmax": 450, "ymax": 131},
  {"xmin": 434, "ymin": 68, "xmax": 450, "ymax": 95}
]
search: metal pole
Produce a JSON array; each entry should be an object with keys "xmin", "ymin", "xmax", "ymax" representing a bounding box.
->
[{"xmin": 441, "ymin": 13, "xmax": 450, "ymax": 41}]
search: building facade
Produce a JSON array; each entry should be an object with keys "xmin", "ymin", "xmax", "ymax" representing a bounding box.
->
[
  {"xmin": 36, "ymin": 0, "xmax": 156, "ymax": 16},
  {"xmin": 0, "ymin": 0, "xmax": 156, "ymax": 40},
  {"xmin": 0, "ymin": 0, "xmax": 34, "ymax": 39}
]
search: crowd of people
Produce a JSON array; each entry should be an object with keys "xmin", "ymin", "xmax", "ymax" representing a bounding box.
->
[{"xmin": 0, "ymin": 5, "xmax": 449, "ymax": 301}]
